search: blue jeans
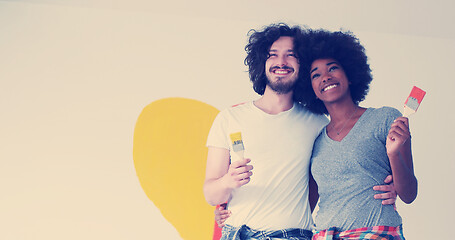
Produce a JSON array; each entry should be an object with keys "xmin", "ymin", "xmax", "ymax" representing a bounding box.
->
[{"xmin": 221, "ymin": 224, "xmax": 313, "ymax": 240}]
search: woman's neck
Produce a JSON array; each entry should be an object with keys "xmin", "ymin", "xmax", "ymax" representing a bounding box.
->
[
  {"xmin": 326, "ymin": 101, "xmax": 360, "ymax": 123},
  {"xmin": 324, "ymin": 100, "xmax": 366, "ymax": 141}
]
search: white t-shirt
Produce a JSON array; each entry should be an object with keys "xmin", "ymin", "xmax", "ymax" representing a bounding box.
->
[{"xmin": 206, "ymin": 101, "xmax": 328, "ymax": 231}]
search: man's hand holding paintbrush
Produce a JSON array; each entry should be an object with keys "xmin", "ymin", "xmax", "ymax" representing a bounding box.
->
[
  {"xmin": 213, "ymin": 132, "xmax": 252, "ymax": 228},
  {"xmin": 223, "ymin": 158, "xmax": 253, "ymax": 189},
  {"xmin": 225, "ymin": 132, "xmax": 253, "ymax": 189}
]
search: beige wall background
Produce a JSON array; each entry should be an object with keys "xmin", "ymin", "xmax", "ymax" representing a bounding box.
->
[{"xmin": 1, "ymin": 0, "xmax": 454, "ymax": 239}]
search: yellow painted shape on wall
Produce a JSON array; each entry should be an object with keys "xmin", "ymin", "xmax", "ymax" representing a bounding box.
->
[{"xmin": 133, "ymin": 97, "xmax": 219, "ymax": 240}]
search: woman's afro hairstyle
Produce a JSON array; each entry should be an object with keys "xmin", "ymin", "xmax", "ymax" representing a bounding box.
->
[{"xmin": 296, "ymin": 29, "xmax": 373, "ymax": 114}]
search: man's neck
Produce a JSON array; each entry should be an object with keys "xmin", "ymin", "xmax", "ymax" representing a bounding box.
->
[{"xmin": 253, "ymin": 87, "xmax": 294, "ymax": 115}]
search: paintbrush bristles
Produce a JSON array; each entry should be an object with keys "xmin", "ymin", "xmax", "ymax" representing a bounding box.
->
[
  {"xmin": 229, "ymin": 132, "xmax": 245, "ymax": 159},
  {"xmin": 403, "ymin": 86, "xmax": 426, "ymax": 117}
]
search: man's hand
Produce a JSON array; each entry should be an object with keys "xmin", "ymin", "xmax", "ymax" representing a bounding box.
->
[
  {"xmin": 373, "ymin": 175, "xmax": 397, "ymax": 210},
  {"xmin": 224, "ymin": 158, "xmax": 253, "ymax": 189}
]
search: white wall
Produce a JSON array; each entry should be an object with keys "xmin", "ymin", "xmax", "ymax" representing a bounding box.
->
[{"xmin": 1, "ymin": 0, "xmax": 454, "ymax": 239}]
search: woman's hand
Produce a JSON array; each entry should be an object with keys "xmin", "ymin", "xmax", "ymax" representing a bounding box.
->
[
  {"xmin": 386, "ymin": 117, "xmax": 411, "ymax": 156},
  {"xmin": 215, "ymin": 203, "xmax": 231, "ymax": 228}
]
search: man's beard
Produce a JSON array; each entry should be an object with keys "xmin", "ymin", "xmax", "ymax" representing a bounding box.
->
[{"xmin": 266, "ymin": 77, "xmax": 296, "ymax": 94}]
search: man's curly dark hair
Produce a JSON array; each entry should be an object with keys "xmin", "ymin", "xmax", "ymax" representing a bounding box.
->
[
  {"xmin": 296, "ymin": 29, "xmax": 373, "ymax": 115},
  {"xmin": 244, "ymin": 23, "xmax": 306, "ymax": 98}
]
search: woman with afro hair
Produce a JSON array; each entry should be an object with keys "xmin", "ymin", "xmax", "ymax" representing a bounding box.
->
[{"xmin": 297, "ymin": 29, "xmax": 418, "ymax": 239}]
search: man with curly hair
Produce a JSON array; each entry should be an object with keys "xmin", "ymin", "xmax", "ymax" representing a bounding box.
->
[{"xmin": 204, "ymin": 23, "xmax": 326, "ymax": 240}]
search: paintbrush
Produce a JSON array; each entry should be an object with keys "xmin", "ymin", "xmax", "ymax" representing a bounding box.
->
[
  {"xmin": 403, "ymin": 86, "xmax": 426, "ymax": 117},
  {"xmin": 229, "ymin": 132, "xmax": 244, "ymax": 159}
]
